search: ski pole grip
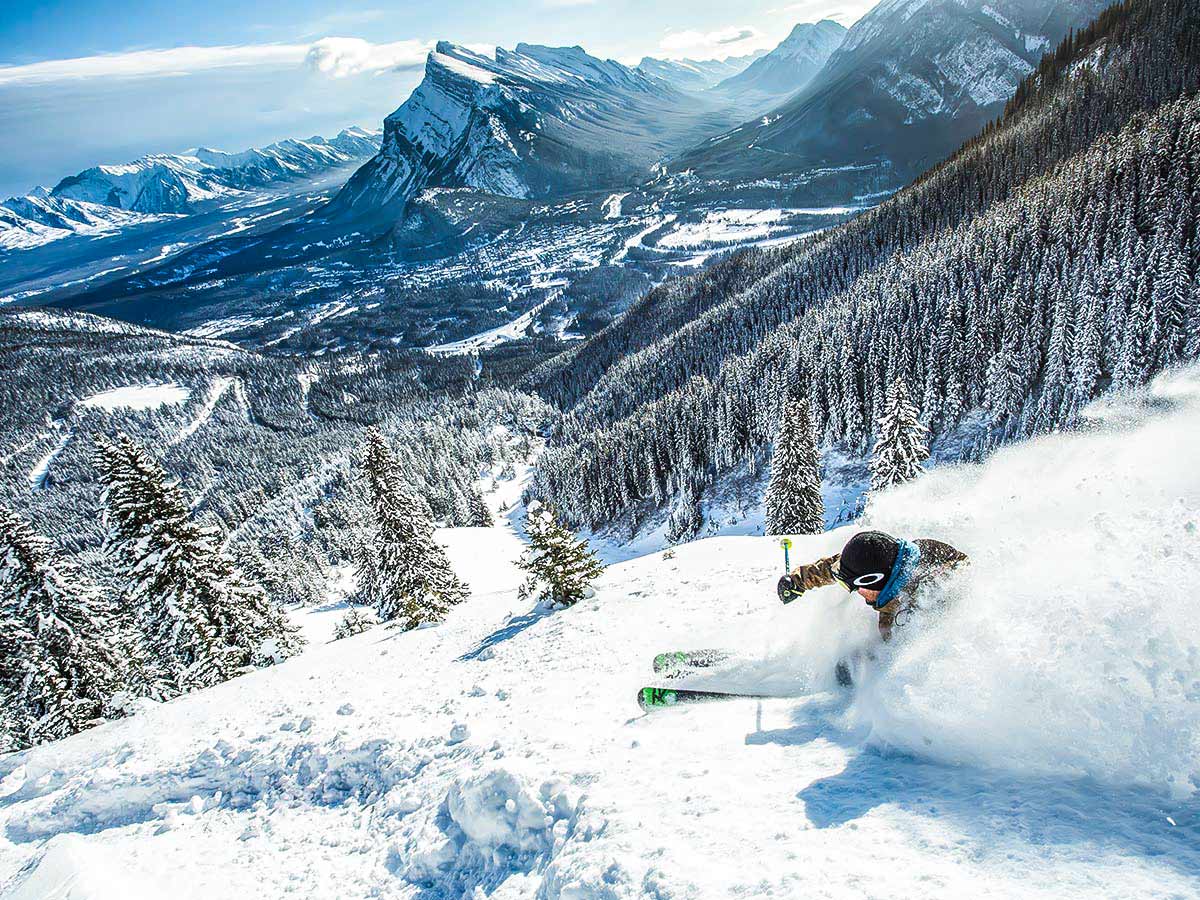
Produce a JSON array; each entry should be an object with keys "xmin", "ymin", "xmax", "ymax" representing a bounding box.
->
[{"xmin": 780, "ymin": 538, "xmax": 792, "ymax": 573}]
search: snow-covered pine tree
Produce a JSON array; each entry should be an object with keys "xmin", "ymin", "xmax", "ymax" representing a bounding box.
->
[
  {"xmin": 359, "ymin": 429, "xmax": 469, "ymax": 629},
  {"xmin": 332, "ymin": 606, "xmax": 377, "ymax": 640},
  {"xmin": 0, "ymin": 505, "xmax": 121, "ymax": 749},
  {"xmin": 765, "ymin": 399, "xmax": 825, "ymax": 535},
  {"xmin": 0, "ymin": 697, "xmax": 17, "ymax": 753},
  {"xmin": 95, "ymin": 435, "xmax": 303, "ymax": 696},
  {"xmin": 236, "ymin": 533, "xmax": 323, "ymax": 609},
  {"xmin": 517, "ymin": 502, "xmax": 604, "ymax": 607},
  {"xmin": 870, "ymin": 380, "xmax": 930, "ymax": 493},
  {"xmin": 467, "ymin": 487, "xmax": 495, "ymax": 527}
]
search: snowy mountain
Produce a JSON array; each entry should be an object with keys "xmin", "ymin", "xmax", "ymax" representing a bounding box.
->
[
  {"xmin": 333, "ymin": 43, "xmax": 742, "ymax": 215},
  {"xmin": 636, "ymin": 52, "xmax": 764, "ymax": 92},
  {"xmin": 711, "ymin": 20, "xmax": 847, "ymax": 108},
  {"xmin": 2, "ymin": 361, "xmax": 1198, "ymax": 899},
  {"xmin": 671, "ymin": 0, "xmax": 1109, "ymax": 192},
  {"xmin": 0, "ymin": 127, "xmax": 381, "ymax": 251},
  {"xmin": 0, "ymin": 191, "xmax": 159, "ymax": 252}
]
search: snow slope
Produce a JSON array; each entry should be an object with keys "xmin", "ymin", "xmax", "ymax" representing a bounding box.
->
[
  {"xmin": 2, "ymin": 368, "xmax": 1199, "ymax": 898},
  {"xmin": 79, "ymin": 383, "xmax": 191, "ymax": 411}
]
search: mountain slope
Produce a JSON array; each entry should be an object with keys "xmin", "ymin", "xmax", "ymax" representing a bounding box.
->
[
  {"xmin": 0, "ymin": 128, "xmax": 381, "ymax": 251},
  {"xmin": 711, "ymin": 20, "xmax": 846, "ymax": 108},
  {"xmin": 672, "ymin": 0, "xmax": 1109, "ymax": 191},
  {"xmin": 333, "ymin": 42, "xmax": 741, "ymax": 216},
  {"xmin": 637, "ymin": 52, "xmax": 763, "ymax": 92},
  {"xmin": 2, "ymin": 365, "xmax": 1198, "ymax": 898},
  {"xmin": 525, "ymin": 0, "xmax": 1200, "ymax": 532}
]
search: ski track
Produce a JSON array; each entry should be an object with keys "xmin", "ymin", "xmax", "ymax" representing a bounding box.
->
[
  {"xmin": 171, "ymin": 377, "xmax": 236, "ymax": 446},
  {"xmin": 26, "ymin": 431, "xmax": 72, "ymax": 490},
  {"xmin": 610, "ymin": 214, "xmax": 677, "ymax": 264},
  {"xmin": 427, "ymin": 296, "xmax": 555, "ymax": 356},
  {"xmin": 3, "ymin": 377, "xmax": 1200, "ymax": 898}
]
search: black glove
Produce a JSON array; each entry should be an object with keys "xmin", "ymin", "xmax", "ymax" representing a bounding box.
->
[{"xmin": 777, "ymin": 575, "xmax": 804, "ymax": 605}]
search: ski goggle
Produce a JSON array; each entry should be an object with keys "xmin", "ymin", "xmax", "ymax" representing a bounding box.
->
[{"xmin": 833, "ymin": 566, "xmax": 888, "ymax": 592}]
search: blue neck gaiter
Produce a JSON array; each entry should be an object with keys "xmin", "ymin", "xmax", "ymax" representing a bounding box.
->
[{"xmin": 872, "ymin": 539, "xmax": 921, "ymax": 609}]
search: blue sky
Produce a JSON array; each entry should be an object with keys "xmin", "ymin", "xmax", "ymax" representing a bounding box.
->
[{"xmin": 0, "ymin": 0, "xmax": 876, "ymax": 198}]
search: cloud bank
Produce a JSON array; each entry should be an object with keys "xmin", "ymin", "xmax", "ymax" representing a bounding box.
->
[
  {"xmin": 657, "ymin": 25, "xmax": 769, "ymax": 60},
  {"xmin": 0, "ymin": 37, "xmax": 437, "ymax": 87},
  {"xmin": 304, "ymin": 37, "xmax": 435, "ymax": 78}
]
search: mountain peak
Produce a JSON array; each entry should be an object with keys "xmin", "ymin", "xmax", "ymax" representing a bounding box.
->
[
  {"xmin": 711, "ymin": 17, "xmax": 847, "ymax": 107},
  {"xmin": 335, "ymin": 39, "xmax": 742, "ymax": 213}
]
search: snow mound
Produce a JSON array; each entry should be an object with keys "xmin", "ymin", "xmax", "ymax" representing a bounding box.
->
[
  {"xmin": 401, "ymin": 768, "xmax": 584, "ymax": 896},
  {"xmin": 847, "ymin": 365, "xmax": 1200, "ymax": 795}
]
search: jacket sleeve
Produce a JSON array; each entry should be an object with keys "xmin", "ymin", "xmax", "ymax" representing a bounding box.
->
[
  {"xmin": 791, "ymin": 554, "xmax": 840, "ymax": 591},
  {"xmin": 916, "ymin": 539, "xmax": 969, "ymax": 575}
]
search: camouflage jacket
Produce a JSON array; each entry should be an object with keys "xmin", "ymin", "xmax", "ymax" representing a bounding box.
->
[{"xmin": 792, "ymin": 538, "xmax": 968, "ymax": 640}]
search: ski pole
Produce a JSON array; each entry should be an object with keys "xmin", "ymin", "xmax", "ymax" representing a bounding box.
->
[{"xmin": 780, "ymin": 538, "xmax": 792, "ymax": 573}]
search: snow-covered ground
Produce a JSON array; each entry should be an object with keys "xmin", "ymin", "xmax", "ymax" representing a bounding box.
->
[
  {"xmin": 79, "ymin": 383, "xmax": 191, "ymax": 412},
  {"xmin": 427, "ymin": 297, "xmax": 553, "ymax": 356},
  {"xmin": 3, "ymin": 369, "xmax": 1199, "ymax": 899}
]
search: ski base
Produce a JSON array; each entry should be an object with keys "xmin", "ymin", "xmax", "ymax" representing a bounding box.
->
[{"xmin": 637, "ymin": 686, "xmax": 767, "ymax": 710}]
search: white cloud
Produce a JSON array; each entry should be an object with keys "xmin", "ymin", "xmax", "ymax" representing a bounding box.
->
[
  {"xmin": 304, "ymin": 37, "xmax": 435, "ymax": 77},
  {"xmin": 0, "ymin": 37, "xmax": 438, "ymax": 87},
  {"xmin": 657, "ymin": 26, "xmax": 771, "ymax": 60},
  {"xmin": 0, "ymin": 44, "xmax": 306, "ymax": 86},
  {"xmin": 765, "ymin": 0, "xmax": 878, "ymax": 25}
]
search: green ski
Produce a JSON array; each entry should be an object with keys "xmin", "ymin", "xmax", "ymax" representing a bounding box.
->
[{"xmin": 637, "ymin": 686, "xmax": 769, "ymax": 710}]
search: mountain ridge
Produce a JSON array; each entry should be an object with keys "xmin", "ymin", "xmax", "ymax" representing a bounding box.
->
[
  {"xmin": 636, "ymin": 52, "xmax": 764, "ymax": 92},
  {"xmin": 331, "ymin": 42, "xmax": 742, "ymax": 217},
  {"xmin": 0, "ymin": 127, "xmax": 382, "ymax": 252},
  {"xmin": 670, "ymin": 0, "xmax": 1110, "ymax": 193}
]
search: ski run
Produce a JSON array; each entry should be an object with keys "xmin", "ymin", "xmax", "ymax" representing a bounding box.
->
[{"xmin": 2, "ymin": 366, "xmax": 1198, "ymax": 900}]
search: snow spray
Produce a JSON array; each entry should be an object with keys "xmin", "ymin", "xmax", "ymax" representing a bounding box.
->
[{"xmin": 844, "ymin": 365, "xmax": 1200, "ymax": 797}]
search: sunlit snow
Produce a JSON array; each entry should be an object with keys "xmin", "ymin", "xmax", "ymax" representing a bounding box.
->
[{"xmin": 79, "ymin": 383, "xmax": 191, "ymax": 411}]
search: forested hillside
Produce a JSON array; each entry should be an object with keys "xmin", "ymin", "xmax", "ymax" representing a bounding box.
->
[
  {"xmin": 1, "ymin": 309, "xmax": 549, "ymax": 563},
  {"xmin": 526, "ymin": 0, "xmax": 1200, "ymax": 532},
  {"xmin": 0, "ymin": 308, "xmax": 553, "ymax": 747}
]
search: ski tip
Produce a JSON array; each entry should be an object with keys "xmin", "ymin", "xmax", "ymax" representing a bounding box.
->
[{"xmin": 638, "ymin": 686, "xmax": 677, "ymax": 710}]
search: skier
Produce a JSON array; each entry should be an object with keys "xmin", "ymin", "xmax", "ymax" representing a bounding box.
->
[
  {"xmin": 641, "ymin": 530, "xmax": 969, "ymax": 708},
  {"xmin": 777, "ymin": 530, "xmax": 967, "ymax": 642}
]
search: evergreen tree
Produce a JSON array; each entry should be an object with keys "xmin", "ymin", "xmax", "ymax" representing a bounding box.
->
[
  {"xmin": 95, "ymin": 435, "xmax": 302, "ymax": 696},
  {"xmin": 358, "ymin": 430, "xmax": 469, "ymax": 629},
  {"xmin": 332, "ymin": 606, "xmax": 378, "ymax": 641},
  {"xmin": 665, "ymin": 479, "xmax": 704, "ymax": 544},
  {"xmin": 0, "ymin": 697, "xmax": 16, "ymax": 754},
  {"xmin": 765, "ymin": 399, "xmax": 825, "ymax": 535},
  {"xmin": 236, "ymin": 534, "xmax": 323, "ymax": 609},
  {"xmin": 0, "ymin": 506, "xmax": 121, "ymax": 749},
  {"xmin": 467, "ymin": 487, "xmax": 495, "ymax": 527},
  {"xmin": 517, "ymin": 502, "xmax": 605, "ymax": 608},
  {"xmin": 870, "ymin": 380, "xmax": 930, "ymax": 493}
]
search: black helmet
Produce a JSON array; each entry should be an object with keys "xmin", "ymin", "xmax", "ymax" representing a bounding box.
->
[{"xmin": 835, "ymin": 531, "xmax": 899, "ymax": 590}]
